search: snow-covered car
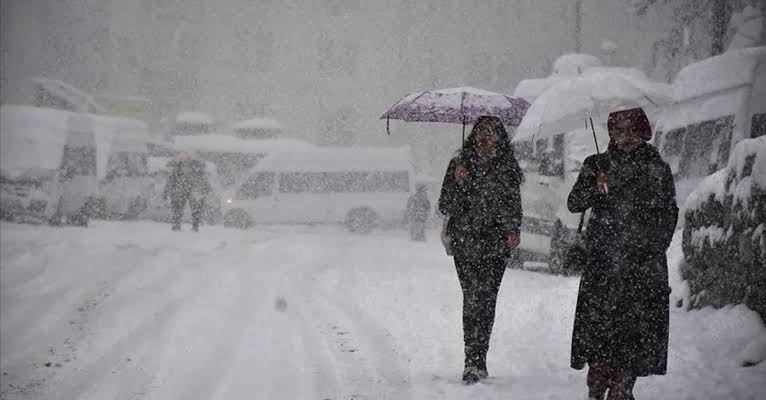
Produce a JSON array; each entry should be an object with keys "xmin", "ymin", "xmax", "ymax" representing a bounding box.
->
[
  {"xmin": 653, "ymin": 46, "xmax": 766, "ymax": 204},
  {"xmin": 222, "ymin": 146, "xmax": 415, "ymax": 233},
  {"xmin": 140, "ymin": 157, "xmax": 224, "ymax": 225}
]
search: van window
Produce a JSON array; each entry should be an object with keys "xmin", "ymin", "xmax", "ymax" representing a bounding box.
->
[
  {"xmin": 752, "ymin": 114, "xmax": 766, "ymax": 138},
  {"xmin": 662, "ymin": 128, "xmax": 685, "ymax": 158},
  {"xmin": 236, "ymin": 172, "xmax": 274, "ymax": 199},
  {"xmin": 678, "ymin": 116, "xmax": 733, "ymax": 177},
  {"xmin": 60, "ymin": 146, "xmax": 97, "ymax": 179},
  {"xmin": 106, "ymin": 151, "xmax": 148, "ymax": 180},
  {"xmin": 279, "ymin": 171, "xmax": 410, "ymax": 193}
]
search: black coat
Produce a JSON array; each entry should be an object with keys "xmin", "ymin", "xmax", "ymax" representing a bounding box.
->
[
  {"xmin": 439, "ymin": 154, "xmax": 523, "ymax": 259},
  {"xmin": 568, "ymin": 143, "xmax": 678, "ymax": 376}
]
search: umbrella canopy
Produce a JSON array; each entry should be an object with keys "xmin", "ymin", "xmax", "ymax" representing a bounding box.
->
[
  {"xmin": 380, "ymin": 86, "xmax": 530, "ymax": 127},
  {"xmin": 513, "ymin": 69, "xmax": 671, "ymax": 143}
]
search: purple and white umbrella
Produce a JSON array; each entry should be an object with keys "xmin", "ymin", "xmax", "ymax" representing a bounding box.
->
[{"xmin": 380, "ymin": 86, "xmax": 530, "ymax": 142}]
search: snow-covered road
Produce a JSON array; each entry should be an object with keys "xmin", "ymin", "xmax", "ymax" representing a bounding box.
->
[{"xmin": 1, "ymin": 222, "xmax": 765, "ymax": 400}]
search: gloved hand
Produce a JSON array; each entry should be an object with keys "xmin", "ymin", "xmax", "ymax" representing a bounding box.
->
[
  {"xmin": 508, "ymin": 231, "xmax": 521, "ymax": 249},
  {"xmin": 596, "ymin": 173, "xmax": 609, "ymax": 194},
  {"xmin": 455, "ymin": 162, "xmax": 468, "ymax": 181}
]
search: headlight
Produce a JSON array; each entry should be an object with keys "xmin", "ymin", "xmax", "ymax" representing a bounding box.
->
[{"xmin": 226, "ymin": 198, "xmax": 234, "ymax": 204}]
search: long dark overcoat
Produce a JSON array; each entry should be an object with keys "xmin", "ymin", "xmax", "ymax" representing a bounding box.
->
[
  {"xmin": 568, "ymin": 143, "xmax": 678, "ymax": 376},
  {"xmin": 439, "ymin": 153, "xmax": 523, "ymax": 259}
]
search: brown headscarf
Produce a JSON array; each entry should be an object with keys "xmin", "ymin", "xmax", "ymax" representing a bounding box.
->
[{"xmin": 607, "ymin": 107, "xmax": 652, "ymax": 142}]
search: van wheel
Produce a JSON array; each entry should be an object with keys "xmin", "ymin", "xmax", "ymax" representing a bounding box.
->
[
  {"xmin": 224, "ymin": 208, "xmax": 253, "ymax": 229},
  {"xmin": 345, "ymin": 208, "xmax": 377, "ymax": 234}
]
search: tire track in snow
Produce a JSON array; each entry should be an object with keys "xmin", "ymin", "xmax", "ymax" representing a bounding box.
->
[{"xmin": 41, "ymin": 246, "xmax": 231, "ymax": 399}]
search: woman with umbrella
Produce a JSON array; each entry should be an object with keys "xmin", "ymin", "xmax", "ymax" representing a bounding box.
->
[
  {"xmin": 438, "ymin": 115, "xmax": 524, "ymax": 384},
  {"xmin": 567, "ymin": 108, "xmax": 678, "ymax": 400}
]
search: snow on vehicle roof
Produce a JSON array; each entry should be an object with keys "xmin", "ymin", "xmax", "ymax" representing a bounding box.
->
[
  {"xmin": 173, "ymin": 134, "xmax": 314, "ymax": 155},
  {"xmin": 175, "ymin": 112, "xmax": 215, "ymax": 125},
  {"xmin": 674, "ymin": 47, "xmax": 765, "ymax": 103},
  {"xmin": 655, "ymin": 47, "xmax": 766, "ymax": 133},
  {"xmin": 32, "ymin": 77, "xmax": 107, "ymax": 114},
  {"xmin": 251, "ymin": 146, "xmax": 413, "ymax": 173},
  {"xmin": 551, "ymin": 53, "xmax": 603, "ymax": 76},
  {"xmin": 232, "ymin": 117, "xmax": 283, "ymax": 132},
  {"xmin": 0, "ymin": 105, "xmax": 148, "ymax": 179}
]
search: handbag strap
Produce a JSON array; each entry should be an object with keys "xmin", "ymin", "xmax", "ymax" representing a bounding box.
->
[{"xmin": 576, "ymin": 212, "xmax": 586, "ymax": 235}]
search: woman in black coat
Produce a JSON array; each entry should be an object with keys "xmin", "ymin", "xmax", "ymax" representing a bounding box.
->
[
  {"xmin": 438, "ymin": 115, "xmax": 524, "ymax": 384},
  {"xmin": 567, "ymin": 108, "xmax": 678, "ymax": 400}
]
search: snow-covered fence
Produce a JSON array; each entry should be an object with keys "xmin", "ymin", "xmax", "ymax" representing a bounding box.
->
[{"xmin": 681, "ymin": 137, "xmax": 765, "ymax": 320}]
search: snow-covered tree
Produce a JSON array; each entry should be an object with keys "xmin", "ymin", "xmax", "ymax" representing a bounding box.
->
[{"xmin": 626, "ymin": 0, "xmax": 734, "ymax": 56}]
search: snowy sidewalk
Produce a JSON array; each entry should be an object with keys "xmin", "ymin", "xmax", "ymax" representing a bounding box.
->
[{"xmin": 1, "ymin": 221, "xmax": 765, "ymax": 400}]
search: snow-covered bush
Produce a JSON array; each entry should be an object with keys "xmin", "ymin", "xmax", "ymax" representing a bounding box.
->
[{"xmin": 682, "ymin": 136, "xmax": 766, "ymax": 319}]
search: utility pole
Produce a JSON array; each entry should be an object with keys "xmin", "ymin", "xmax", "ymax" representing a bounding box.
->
[{"xmin": 575, "ymin": 0, "xmax": 583, "ymax": 53}]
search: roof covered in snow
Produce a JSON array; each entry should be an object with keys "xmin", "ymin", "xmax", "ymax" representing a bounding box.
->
[
  {"xmin": 551, "ymin": 53, "xmax": 603, "ymax": 76},
  {"xmin": 654, "ymin": 47, "xmax": 766, "ymax": 133},
  {"xmin": 173, "ymin": 133, "xmax": 314, "ymax": 155},
  {"xmin": 0, "ymin": 105, "xmax": 149, "ymax": 179},
  {"xmin": 674, "ymin": 47, "xmax": 766, "ymax": 103},
  {"xmin": 175, "ymin": 112, "xmax": 215, "ymax": 125},
  {"xmin": 232, "ymin": 117, "xmax": 283, "ymax": 132},
  {"xmin": 32, "ymin": 77, "xmax": 107, "ymax": 114},
  {"xmin": 251, "ymin": 146, "xmax": 413, "ymax": 173}
]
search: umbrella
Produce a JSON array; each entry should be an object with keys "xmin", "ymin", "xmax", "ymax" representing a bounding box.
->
[
  {"xmin": 513, "ymin": 69, "xmax": 672, "ymax": 150},
  {"xmin": 380, "ymin": 86, "xmax": 530, "ymax": 144}
]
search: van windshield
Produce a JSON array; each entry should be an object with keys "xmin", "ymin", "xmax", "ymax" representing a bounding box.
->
[{"xmin": 106, "ymin": 151, "xmax": 148, "ymax": 180}]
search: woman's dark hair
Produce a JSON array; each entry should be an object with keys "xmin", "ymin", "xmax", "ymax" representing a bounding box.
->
[{"xmin": 460, "ymin": 115, "xmax": 524, "ymax": 184}]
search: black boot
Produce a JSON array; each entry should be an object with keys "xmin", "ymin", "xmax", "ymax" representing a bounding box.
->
[
  {"xmin": 588, "ymin": 385, "xmax": 608, "ymax": 400},
  {"xmin": 476, "ymin": 357, "xmax": 489, "ymax": 380},
  {"xmin": 462, "ymin": 365, "xmax": 481, "ymax": 384}
]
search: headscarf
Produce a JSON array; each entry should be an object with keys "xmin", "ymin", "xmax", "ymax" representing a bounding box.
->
[{"xmin": 607, "ymin": 107, "xmax": 652, "ymax": 142}]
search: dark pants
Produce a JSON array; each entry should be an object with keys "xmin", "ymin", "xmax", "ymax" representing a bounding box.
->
[
  {"xmin": 454, "ymin": 254, "xmax": 506, "ymax": 371},
  {"xmin": 587, "ymin": 365, "xmax": 637, "ymax": 400},
  {"xmin": 409, "ymin": 220, "xmax": 426, "ymax": 241},
  {"xmin": 171, "ymin": 196, "xmax": 205, "ymax": 231}
]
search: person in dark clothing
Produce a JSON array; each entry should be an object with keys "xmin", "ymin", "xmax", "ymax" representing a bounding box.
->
[
  {"xmin": 163, "ymin": 157, "xmax": 212, "ymax": 232},
  {"xmin": 438, "ymin": 115, "xmax": 524, "ymax": 384},
  {"xmin": 567, "ymin": 107, "xmax": 678, "ymax": 400},
  {"xmin": 406, "ymin": 184, "xmax": 431, "ymax": 241}
]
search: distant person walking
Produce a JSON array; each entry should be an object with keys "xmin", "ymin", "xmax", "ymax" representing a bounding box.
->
[
  {"xmin": 567, "ymin": 107, "xmax": 678, "ymax": 400},
  {"xmin": 406, "ymin": 184, "xmax": 431, "ymax": 241},
  {"xmin": 438, "ymin": 115, "xmax": 524, "ymax": 384},
  {"xmin": 163, "ymin": 156, "xmax": 211, "ymax": 232}
]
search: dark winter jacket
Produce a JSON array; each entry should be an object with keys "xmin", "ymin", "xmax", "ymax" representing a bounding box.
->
[
  {"xmin": 568, "ymin": 142, "xmax": 678, "ymax": 376},
  {"xmin": 163, "ymin": 159, "xmax": 211, "ymax": 202},
  {"xmin": 439, "ymin": 153, "xmax": 523, "ymax": 259}
]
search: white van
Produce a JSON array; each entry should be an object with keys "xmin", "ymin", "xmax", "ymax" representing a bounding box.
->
[
  {"xmin": 654, "ymin": 46, "xmax": 766, "ymax": 203},
  {"xmin": 0, "ymin": 105, "xmax": 152, "ymax": 224},
  {"xmin": 223, "ymin": 146, "xmax": 415, "ymax": 232}
]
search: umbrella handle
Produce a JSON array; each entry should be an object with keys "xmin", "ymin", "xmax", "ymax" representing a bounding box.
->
[
  {"xmin": 588, "ymin": 117, "xmax": 600, "ymax": 154},
  {"xmin": 387, "ymin": 117, "xmax": 391, "ymax": 135},
  {"xmin": 462, "ymin": 115, "xmax": 467, "ymax": 148}
]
